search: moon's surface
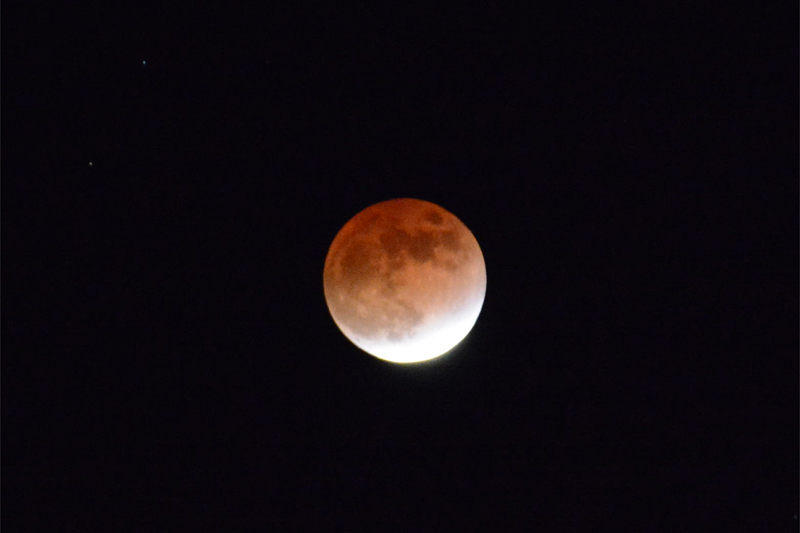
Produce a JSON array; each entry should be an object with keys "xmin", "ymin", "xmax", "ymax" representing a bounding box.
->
[{"xmin": 323, "ymin": 198, "xmax": 487, "ymax": 363}]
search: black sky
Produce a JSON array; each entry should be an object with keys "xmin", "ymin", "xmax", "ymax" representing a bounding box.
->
[{"xmin": 3, "ymin": 3, "xmax": 798, "ymax": 531}]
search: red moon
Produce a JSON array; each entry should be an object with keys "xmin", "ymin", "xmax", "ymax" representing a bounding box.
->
[{"xmin": 323, "ymin": 198, "xmax": 487, "ymax": 363}]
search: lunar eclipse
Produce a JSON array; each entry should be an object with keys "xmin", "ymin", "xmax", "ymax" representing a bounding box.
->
[{"xmin": 323, "ymin": 198, "xmax": 487, "ymax": 363}]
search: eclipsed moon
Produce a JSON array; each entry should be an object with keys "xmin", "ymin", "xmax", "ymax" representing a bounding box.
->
[{"xmin": 323, "ymin": 198, "xmax": 487, "ymax": 363}]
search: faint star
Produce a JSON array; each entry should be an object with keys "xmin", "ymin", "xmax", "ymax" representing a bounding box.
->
[{"xmin": 88, "ymin": 162, "xmax": 93, "ymax": 166}]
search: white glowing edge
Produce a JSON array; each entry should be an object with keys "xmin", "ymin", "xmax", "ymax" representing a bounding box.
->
[{"xmin": 341, "ymin": 296, "xmax": 485, "ymax": 364}]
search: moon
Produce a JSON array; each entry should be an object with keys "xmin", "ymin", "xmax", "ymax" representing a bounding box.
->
[{"xmin": 323, "ymin": 198, "xmax": 487, "ymax": 363}]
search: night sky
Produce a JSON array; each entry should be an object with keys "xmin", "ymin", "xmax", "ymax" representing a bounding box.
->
[{"xmin": 4, "ymin": 3, "xmax": 798, "ymax": 530}]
